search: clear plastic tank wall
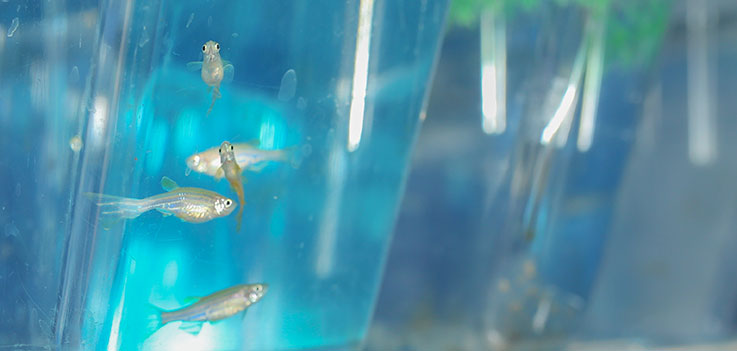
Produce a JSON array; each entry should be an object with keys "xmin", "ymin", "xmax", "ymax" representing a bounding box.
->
[
  {"xmin": 370, "ymin": 0, "xmax": 737, "ymax": 350},
  {"xmin": 0, "ymin": 0, "xmax": 100, "ymax": 349},
  {"xmin": 1, "ymin": 0, "xmax": 449, "ymax": 350}
]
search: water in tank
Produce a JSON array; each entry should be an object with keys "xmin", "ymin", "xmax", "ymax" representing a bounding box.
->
[{"xmin": 0, "ymin": 0, "xmax": 449, "ymax": 350}]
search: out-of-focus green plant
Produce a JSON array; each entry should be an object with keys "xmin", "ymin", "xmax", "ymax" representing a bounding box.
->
[{"xmin": 448, "ymin": 0, "xmax": 670, "ymax": 67}]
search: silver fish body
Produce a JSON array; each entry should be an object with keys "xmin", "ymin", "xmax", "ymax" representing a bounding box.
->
[
  {"xmin": 186, "ymin": 142, "xmax": 297, "ymax": 177},
  {"xmin": 161, "ymin": 283, "xmax": 268, "ymax": 324},
  {"xmin": 86, "ymin": 177, "xmax": 236, "ymax": 223}
]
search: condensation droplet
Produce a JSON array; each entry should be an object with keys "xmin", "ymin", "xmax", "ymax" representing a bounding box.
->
[
  {"xmin": 278, "ymin": 69, "xmax": 297, "ymax": 101},
  {"xmin": 69, "ymin": 135, "xmax": 83, "ymax": 152},
  {"xmin": 186, "ymin": 13, "xmax": 194, "ymax": 28},
  {"xmin": 7, "ymin": 18, "xmax": 19, "ymax": 37},
  {"xmin": 70, "ymin": 66, "xmax": 79, "ymax": 83}
]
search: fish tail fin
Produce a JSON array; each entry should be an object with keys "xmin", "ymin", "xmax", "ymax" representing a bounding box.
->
[
  {"xmin": 282, "ymin": 144, "xmax": 311, "ymax": 169},
  {"xmin": 206, "ymin": 86, "xmax": 220, "ymax": 116},
  {"xmin": 84, "ymin": 193, "xmax": 144, "ymax": 227},
  {"xmin": 142, "ymin": 303, "xmax": 166, "ymax": 340}
]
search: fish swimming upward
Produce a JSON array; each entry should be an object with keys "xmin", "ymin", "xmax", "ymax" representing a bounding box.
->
[
  {"xmin": 187, "ymin": 40, "xmax": 234, "ymax": 116},
  {"xmin": 145, "ymin": 283, "xmax": 268, "ymax": 338},
  {"xmin": 216, "ymin": 141, "xmax": 245, "ymax": 231},
  {"xmin": 85, "ymin": 176, "xmax": 236, "ymax": 224},
  {"xmin": 186, "ymin": 140, "xmax": 305, "ymax": 177}
]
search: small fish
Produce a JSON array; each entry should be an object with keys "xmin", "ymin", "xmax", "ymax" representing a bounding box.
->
[
  {"xmin": 186, "ymin": 140, "xmax": 304, "ymax": 177},
  {"xmin": 187, "ymin": 40, "xmax": 234, "ymax": 116},
  {"xmin": 85, "ymin": 176, "xmax": 236, "ymax": 224},
  {"xmin": 145, "ymin": 283, "xmax": 268, "ymax": 338},
  {"xmin": 216, "ymin": 141, "xmax": 245, "ymax": 231}
]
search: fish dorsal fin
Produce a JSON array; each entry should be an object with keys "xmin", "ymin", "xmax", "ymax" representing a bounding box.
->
[
  {"xmin": 161, "ymin": 176, "xmax": 179, "ymax": 192},
  {"xmin": 183, "ymin": 296, "xmax": 201, "ymax": 304}
]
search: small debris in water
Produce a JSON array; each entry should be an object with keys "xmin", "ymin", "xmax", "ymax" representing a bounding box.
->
[
  {"xmin": 273, "ymin": 196, "xmax": 278, "ymax": 200},
  {"xmin": 69, "ymin": 135, "xmax": 83, "ymax": 152},
  {"xmin": 186, "ymin": 13, "xmax": 194, "ymax": 28},
  {"xmin": 297, "ymin": 97, "xmax": 307, "ymax": 110},
  {"xmin": 70, "ymin": 66, "xmax": 79, "ymax": 83},
  {"xmin": 7, "ymin": 17, "xmax": 19, "ymax": 37},
  {"xmin": 232, "ymin": 32, "xmax": 239, "ymax": 38},
  {"xmin": 278, "ymin": 69, "xmax": 297, "ymax": 101}
]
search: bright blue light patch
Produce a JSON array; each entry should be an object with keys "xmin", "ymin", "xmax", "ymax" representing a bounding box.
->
[{"xmin": 146, "ymin": 119, "xmax": 168, "ymax": 176}]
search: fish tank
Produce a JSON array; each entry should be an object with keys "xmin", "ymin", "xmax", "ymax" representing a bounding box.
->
[
  {"xmin": 0, "ymin": 0, "xmax": 449, "ymax": 350},
  {"xmin": 368, "ymin": 0, "xmax": 737, "ymax": 350}
]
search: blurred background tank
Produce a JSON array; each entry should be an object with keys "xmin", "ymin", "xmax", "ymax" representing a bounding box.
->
[
  {"xmin": 0, "ymin": 0, "xmax": 448, "ymax": 350},
  {"xmin": 367, "ymin": 0, "xmax": 737, "ymax": 350}
]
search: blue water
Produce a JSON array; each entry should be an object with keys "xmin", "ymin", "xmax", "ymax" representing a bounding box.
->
[{"xmin": 0, "ymin": 0, "xmax": 448, "ymax": 350}]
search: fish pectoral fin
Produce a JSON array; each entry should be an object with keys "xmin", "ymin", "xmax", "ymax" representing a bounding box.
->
[
  {"xmin": 241, "ymin": 309, "xmax": 248, "ymax": 320},
  {"xmin": 155, "ymin": 208, "xmax": 172, "ymax": 217},
  {"xmin": 215, "ymin": 167, "xmax": 224, "ymax": 179},
  {"xmin": 186, "ymin": 61, "xmax": 203, "ymax": 71},
  {"xmin": 223, "ymin": 63, "xmax": 234, "ymax": 83},
  {"xmin": 178, "ymin": 321, "xmax": 204, "ymax": 335},
  {"xmin": 160, "ymin": 176, "xmax": 179, "ymax": 191}
]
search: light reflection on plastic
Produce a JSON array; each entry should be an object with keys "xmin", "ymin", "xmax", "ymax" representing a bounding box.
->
[
  {"xmin": 148, "ymin": 323, "xmax": 214, "ymax": 351},
  {"xmin": 686, "ymin": 0, "xmax": 716, "ymax": 166},
  {"xmin": 480, "ymin": 9, "xmax": 507, "ymax": 135},
  {"xmin": 347, "ymin": 0, "xmax": 375, "ymax": 152},
  {"xmin": 541, "ymin": 83, "xmax": 577, "ymax": 145},
  {"xmin": 90, "ymin": 96, "xmax": 109, "ymax": 148},
  {"xmin": 577, "ymin": 18, "xmax": 606, "ymax": 152},
  {"xmin": 162, "ymin": 261, "xmax": 178, "ymax": 288}
]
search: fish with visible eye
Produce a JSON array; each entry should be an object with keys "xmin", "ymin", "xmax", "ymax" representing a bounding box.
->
[
  {"xmin": 185, "ymin": 140, "xmax": 307, "ymax": 177},
  {"xmin": 85, "ymin": 176, "xmax": 236, "ymax": 226},
  {"xmin": 144, "ymin": 283, "xmax": 268, "ymax": 338},
  {"xmin": 187, "ymin": 40, "xmax": 234, "ymax": 116},
  {"xmin": 216, "ymin": 141, "xmax": 246, "ymax": 231}
]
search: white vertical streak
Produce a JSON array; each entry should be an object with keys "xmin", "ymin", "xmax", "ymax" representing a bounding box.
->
[
  {"xmin": 315, "ymin": 148, "xmax": 346, "ymax": 277},
  {"xmin": 686, "ymin": 0, "xmax": 716, "ymax": 165},
  {"xmin": 577, "ymin": 17, "xmax": 606, "ymax": 152},
  {"xmin": 541, "ymin": 39, "xmax": 587, "ymax": 146},
  {"xmin": 347, "ymin": 0, "xmax": 375, "ymax": 152},
  {"xmin": 480, "ymin": 8, "xmax": 507, "ymax": 134}
]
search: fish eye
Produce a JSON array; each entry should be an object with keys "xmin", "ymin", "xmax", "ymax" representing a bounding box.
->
[
  {"xmin": 230, "ymin": 145, "xmax": 234, "ymax": 150},
  {"xmin": 216, "ymin": 43, "xmax": 220, "ymax": 50},
  {"xmin": 218, "ymin": 148, "xmax": 222, "ymax": 153},
  {"xmin": 255, "ymin": 285, "xmax": 262, "ymax": 291},
  {"xmin": 202, "ymin": 45, "xmax": 206, "ymax": 52},
  {"xmin": 225, "ymin": 199, "xmax": 232, "ymax": 207}
]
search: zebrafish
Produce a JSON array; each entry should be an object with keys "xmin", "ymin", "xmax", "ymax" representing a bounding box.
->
[
  {"xmin": 145, "ymin": 283, "xmax": 268, "ymax": 337},
  {"xmin": 216, "ymin": 141, "xmax": 245, "ymax": 231},
  {"xmin": 185, "ymin": 140, "xmax": 304, "ymax": 177},
  {"xmin": 187, "ymin": 40, "xmax": 234, "ymax": 116},
  {"xmin": 85, "ymin": 176, "xmax": 236, "ymax": 224}
]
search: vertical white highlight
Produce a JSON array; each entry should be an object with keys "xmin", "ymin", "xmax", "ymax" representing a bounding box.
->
[
  {"xmin": 686, "ymin": 0, "xmax": 716, "ymax": 166},
  {"xmin": 577, "ymin": 18, "xmax": 606, "ymax": 152},
  {"xmin": 480, "ymin": 9, "xmax": 507, "ymax": 134},
  {"xmin": 347, "ymin": 0, "xmax": 375, "ymax": 152},
  {"xmin": 541, "ymin": 41, "xmax": 587, "ymax": 146},
  {"xmin": 90, "ymin": 96, "xmax": 109, "ymax": 148}
]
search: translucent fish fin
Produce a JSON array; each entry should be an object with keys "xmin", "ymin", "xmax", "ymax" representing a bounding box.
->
[
  {"xmin": 241, "ymin": 308, "xmax": 248, "ymax": 320},
  {"xmin": 143, "ymin": 304, "xmax": 165, "ymax": 340},
  {"xmin": 155, "ymin": 208, "xmax": 172, "ymax": 217},
  {"xmin": 186, "ymin": 61, "xmax": 202, "ymax": 71},
  {"xmin": 286, "ymin": 144, "xmax": 310, "ymax": 169},
  {"xmin": 247, "ymin": 163, "xmax": 268, "ymax": 173},
  {"xmin": 182, "ymin": 296, "xmax": 201, "ymax": 304},
  {"xmin": 84, "ymin": 192, "xmax": 144, "ymax": 227},
  {"xmin": 215, "ymin": 167, "xmax": 224, "ymax": 180},
  {"xmin": 223, "ymin": 63, "xmax": 234, "ymax": 84},
  {"xmin": 179, "ymin": 321, "xmax": 204, "ymax": 335},
  {"xmin": 161, "ymin": 176, "xmax": 179, "ymax": 192}
]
